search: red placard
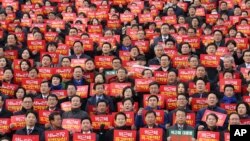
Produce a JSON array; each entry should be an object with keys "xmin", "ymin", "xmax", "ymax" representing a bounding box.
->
[
  {"xmin": 173, "ymin": 113, "xmax": 196, "ymax": 127},
  {"xmin": 113, "ymin": 130, "xmax": 136, "ymax": 141},
  {"xmin": 40, "ymin": 52, "xmax": 59, "ymax": 64},
  {"xmin": 27, "ymin": 40, "xmax": 46, "ymax": 52},
  {"xmin": 132, "ymin": 40, "xmax": 150, "ymax": 53},
  {"xmin": 73, "ymin": 133, "xmax": 96, "ymax": 141},
  {"xmin": 240, "ymin": 118, "xmax": 250, "ymax": 125},
  {"xmin": 109, "ymin": 83, "xmax": 131, "ymax": 97},
  {"xmin": 0, "ymin": 83, "xmax": 18, "ymax": 97},
  {"xmin": 4, "ymin": 50, "xmax": 18, "ymax": 60},
  {"xmin": 213, "ymin": 25, "xmax": 228, "ymax": 35},
  {"xmin": 55, "ymin": 67, "xmax": 73, "ymax": 80},
  {"xmin": 15, "ymin": 32, "xmax": 25, "ymax": 42},
  {"xmin": 81, "ymin": 38, "xmax": 94, "ymax": 51},
  {"xmin": 45, "ymin": 130, "xmax": 69, "ymax": 141},
  {"xmin": 126, "ymin": 63, "xmax": 144, "ymax": 79},
  {"xmin": 243, "ymin": 96, "xmax": 250, "ymax": 105},
  {"xmin": 32, "ymin": 23, "xmax": 47, "ymax": 33},
  {"xmin": 5, "ymin": 99, "xmax": 22, "ymax": 113},
  {"xmin": 173, "ymin": 55, "xmax": 189, "ymax": 68},
  {"xmin": 178, "ymin": 69, "xmax": 196, "ymax": 82},
  {"xmin": 160, "ymin": 85, "xmax": 176, "ymax": 97},
  {"xmin": 219, "ymin": 79, "xmax": 242, "ymax": 93},
  {"xmin": 38, "ymin": 68, "xmax": 55, "ymax": 80},
  {"xmin": 163, "ymin": 48, "xmax": 178, "ymax": 59},
  {"xmin": 139, "ymin": 128, "xmax": 163, "ymax": 141},
  {"xmin": 195, "ymin": 8, "xmax": 205, "ymax": 16},
  {"xmin": 62, "ymin": 119, "xmax": 81, "ymax": 132},
  {"xmin": 99, "ymin": 37, "xmax": 116, "ymax": 47},
  {"xmin": 14, "ymin": 70, "xmax": 29, "ymax": 84},
  {"xmin": 20, "ymin": 19, "xmax": 32, "ymax": 27},
  {"xmin": 237, "ymin": 24, "xmax": 250, "ymax": 35},
  {"xmin": 200, "ymin": 54, "xmax": 220, "ymax": 68},
  {"xmin": 12, "ymin": 135, "xmax": 39, "ymax": 141},
  {"xmin": 91, "ymin": 115, "xmax": 113, "ymax": 129},
  {"xmin": 216, "ymin": 47, "xmax": 229, "ymax": 57},
  {"xmin": 201, "ymin": 110, "xmax": 227, "ymax": 126},
  {"xmin": 62, "ymin": 13, "xmax": 76, "ymax": 22},
  {"xmin": 65, "ymin": 35, "xmax": 80, "ymax": 47},
  {"xmin": 224, "ymin": 132, "xmax": 230, "ymax": 141},
  {"xmin": 138, "ymin": 14, "xmax": 153, "ymax": 23},
  {"xmin": 76, "ymin": 85, "xmax": 89, "ymax": 98},
  {"xmin": 201, "ymin": 35, "xmax": 214, "ymax": 46},
  {"xmin": 153, "ymin": 71, "xmax": 167, "ymax": 85},
  {"xmin": 225, "ymin": 38, "xmax": 249, "ymax": 50},
  {"xmin": 107, "ymin": 20, "xmax": 121, "ymax": 29},
  {"xmin": 47, "ymin": 20, "xmax": 65, "ymax": 29},
  {"xmin": 220, "ymin": 103, "xmax": 236, "ymax": 114},
  {"xmin": 197, "ymin": 131, "xmax": 220, "ymax": 140},
  {"xmin": 119, "ymin": 51, "xmax": 130, "ymax": 61},
  {"xmin": 38, "ymin": 110, "xmax": 52, "ymax": 125},
  {"xmin": 120, "ymin": 13, "xmax": 134, "ymax": 22},
  {"xmin": 0, "ymin": 118, "xmax": 10, "ymax": 133},
  {"xmin": 33, "ymin": 99, "xmax": 47, "ymax": 111},
  {"xmin": 11, "ymin": 115, "xmax": 26, "ymax": 130},
  {"xmin": 94, "ymin": 56, "xmax": 113, "ymax": 69},
  {"xmin": 22, "ymin": 78, "xmax": 42, "ymax": 92},
  {"xmin": 87, "ymin": 25, "xmax": 102, "ymax": 34},
  {"xmin": 43, "ymin": 6, "xmax": 55, "ymax": 15},
  {"xmin": 191, "ymin": 98, "xmax": 207, "ymax": 112},
  {"xmin": 61, "ymin": 102, "xmax": 71, "ymax": 112},
  {"xmin": 206, "ymin": 14, "xmax": 219, "ymax": 24},
  {"xmin": 56, "ymin": 44, "xmax": 70, "ymax": 56},
  {"xmin": 162, "ymin": 15, "xmax": 177, "ymax": 25},
  {"xmin": 165, "ymin": 97, "xmax": 177, "ymax": 110},
  {"xmin": 143, "ymin": 94, "xmax": 165, "ymax": 108},
  {"xmin": 182, "ymin": 37, "xmax": 201, "ymax": 49},
  {"xmin": 51, "ymin": 90, "xmax": 67, "ymax": 100},
  {"xmin": 44, "ymin": 32, "xmax": 58, "ymax": 42},
  {"xmin": 71, "ymin": 59, "xmax": 87, "ymax": 69},
  {"xmin": 135, "ymin": 79, "xmax": 154, "ymax": 92}
]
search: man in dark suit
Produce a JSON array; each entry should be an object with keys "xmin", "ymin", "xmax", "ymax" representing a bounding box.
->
[
  {"xmin": 14, "ymin": 95, "xmax": 34, "ymax": 115},
  {"xmin": 85, "ymin": 83, "xmax": 114, "ymax": 113},
  {"xmin": 237, "ymin": 49, "xmax": 250, "ymax": 70},
  {"xmin": 148, "ymin": 44, "xmax": 164, "ymax": 66},
  {"xmin": 156, "ymin": 54, "xmax": 176, "ymax": 72},
  {"xmin": 213, "ymin": 30, "xmax": 225, "ymax": 47},
  {"xmin": 67, "ymin": 66, "xmax": 90, "ymax": 87},
  {"xmin": 35, "ymin": 80, "xmax": 51, "ymax": 99},
  {"xmin": 167, "ymin": 109, "xmax": 195, "ymax": 141},
  {"xmin": 69, "ymin": 40, "xmax": 91, "ymax": 59},
  {"xmin": 46, "ymin": 112, "xmax": 63, "ymax": 130},
  {"xmin": 0, "ymin": 95, "xmax": 12, "ymax": 118},
  {"xmin": 15, "ymin": 111, "xmax": 45, "ymax": 141}
]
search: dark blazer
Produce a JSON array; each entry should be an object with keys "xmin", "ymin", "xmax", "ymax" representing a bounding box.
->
[
  {"xmin": 15, "ymin": 126, "xmax": 45, "ymax": 141},
  {"xmin": 148, "ymin": 57, "xmax": 160, "ymax": 65},
  {"xmin": 150, "ymin": 35, "xmax": 176, "ymax": 49},
  {"xmin": 69, "ymin": 53, "xmax": 91, "ymax": 59},
  {"xmin": 14, "ymin": 108, "xmax": 33, "ymax": 115},
  {"xmin": 0, "ymin": 108, "xmax": 13, "ymax": 118},
  {"xmin": 85, "ymin": 94, "xmax": 114, "ymax": 113},
  {"xmin": 237, "ymin": 63, "xmax": 247, "ymax": 71}
]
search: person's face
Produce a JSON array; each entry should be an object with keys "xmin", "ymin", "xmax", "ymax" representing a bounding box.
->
[
  {"xmin": 187, "ymin": 29, "xmax": 195, "ymax": 36},
  {"xmin": 154, "ymin": 46, "xmax": 164, "ymax": 57},
  {"xmin": 69, "ymin": 29, "xmax": 77, "ymax": 36},
  {"xmin": 244, "ymin": 52, "xmax": 250, "ymax": 63},
  {"xmin": 115, "ymin": 114, "xmax": 126, "ymax": 127},
  {"xmin": 234, "ymin": 8, "xmax": 241, "ymax": 16},
  {"xmin": 96, "ymin": 102, "xmax": 107, "ymax": 113},
  {"xmin": 229, "ymin": 114, "xmax": 240, "ymax": 125},
  {"xmin": 176, "ymin": 111, "xmax": 186, "ymax": 124},
  {"xmin": 40, "ymin": 82, "xmax": 50, "ymax": 94},
  {"xmin": 51, "ymin": 115, "xmax": 62, "ymax": 128},
  {"xmin": 104, "ymin": 31, "xmax": 113, "ymax": 37},
  {"xmin": 92, "ymin": 19, "xmax": 99, "ymax": 25},
  {"xmin": 16, "ymin": 88, "xmax": 25, "ymax": 99},
  {"xmin": 196, "ymin": 80, "xmax": 205, "ymax": 93},
  {"xmin": 192, "ymin": 19, "xmax": 199, "ymax": 27},
  {"xmin": 102, "ymin": 44, "xmax": 111, "ymax": 54},
  {"xmin": 124, "ymin": 88, "xmax": 132, "ymax": 98},
  {"xmin": 28, "ymin": 69, "xmax": 38, "ymax": 79},
  {"xmin": 22, "ymin": 50, "xmax": 30, "ymax": 59},
  {"xmin": 42, "ymin": 56, "xmax": 51, "ymax": 67},
  {"xmin": 48, "ymin": 45, "xmax": 57, "ymax": 52},
  {"xmin": 161, "ymin": 25, "xmax": 169, "ymax": 35},
  {"xmin": 167, "ymin": 8, "xmax": 175, "ymax": 15},
  {"xmin": 220, "ymin": 3, "xmax": 227, "ymax": 10},
  {"xmin": 177, "ymin": 95, "xmax": 188, "ymax": 107},
  {"xmin": 5, "ymin": 7, "xmax": 13, "ymax": 14},
  {"xmin": 214, "ymin": 31, "xmax": 222, "ymax": 42},
  {"xmin": 196, "ymin": 67, "xmax": 206, "ymax": 77},
  {"xmin": 207, "ymin": 94, "xmax": 218, "ymax": 106},
  {"xmin": 206, "ymin": 115, "xmax": 217, "ymax": 127},
  {"xmin": 3, "ymin": 70, "xmax": 13, "ymax": 81},
  {"xmin": 34, "ymin": 32, "xmax": 42, "ymax": 40},
  {"xmin": 149, "ymin": 85, "xmax": 159, "ymax": 95},
  {"xmin": 143, "ymin": 70, "xmax": 153, "ymax": 79},
  {"xmin": 66, "ymin": 7, "xmax": 73, "ymax": 13},
  {"xmin": 37, "ymin": 16, "xmax": 44, "ymax": 23},
  {"xmin": 145, "ymin": 113, "xmax": 156, "ymax": 126},
  {"xmin": 25, "ymin": 113, "xmax": 37, "ymax": 126},
  {"xmin": 189, "ymin": 8, "xmax": 196, "ymax": 16},
  {"xmin": 82, "ymin": 119, "xmax": 92, "ymax": 131},
  {"xmin": 167, "ymin": 72, "xmax": 177, "ymax": 84},
  {"xmin": 67, "ymin": 85, "xmax": 76, "ymax": 97},
  {"xmin": 47, "ymin": 96, "xmax": 58, "ymax": 108},
  {"xmin": 224, "ymin": 87, "xmax": 234, "ymax": 97},
  {"xmin": 122, "ymin": 37, "xmax": 131, "ymax": 46},
  {"xmin": 20, "ymin": 62, "xmax": 29, "ymax": 71},
  {"xmin": 237, "ymin": 104, "xmax": 247, "ymax": 115},
  {"xmin": 227, "ymin": 43, "xmax": 235, "ymax": 51},
  {"xmin": 117, "ymin": 70, "xmax": 126, "ymax": 80},
  {"xmin": 224, "ymin": 72, "xmax": 233, "ymax": 79},
  {"xmin": 71, "ymin": 97, "xmax": 81, "ymax": 109},
  {"xmin": 181, "ymin": 44, "xmax": 190, "ymax": 54},
  {"xmin": 206, "ymin": 46, "xmax": 216, "ymax": 55},
  {"xmin": 73, "ymin": 42, "xmax": 83, "ymax": 55},
  {"xmin": 0, "ymin": 13, "xmax": 6, "ymax": 21},
  {"xmin": 95, "ymin": 85, "xmax": 104, "ymax": 95},
  {"xmin": 177, "ymin": 84, "xmax": 185, "ymax": 94},
  {"xmin": 160, "ymin": 56, "xmax": 170, "ymax": 67},
  {"xmin": 85, "ymin": 61, "xmax": 95, "ymax": 71},
  {"xmin": 0, "ymin": 58, "xmax": 7, "ymax": 68},
  {"xmin": 189, "ymin": 57, "xmax": 199, "ymax": 68},
  {"xmin": 112, "ymin": 59, "xmax": 121, "ymax": 70},
  {"xmin": 148, "ymin": 97, "xmax": 158, "ymax": 109},
  {"xmin": 166, "ymin": 41, "xmax": 175, "ymax": 48},
  {"xmin": 94, "ymin": 75, "xmax": 104, "ymax": 83},
  {"xmin": 61, "ymin": 58, "xmax": 71, "ymax": 67},
  {"xmin": 123, "ymin": 100, "xmax": 133, "ymax": 112},
  {"xmin": 22, "ymin": 97, "xmax": 33, "ymax": 110},
  {"xmin": 73, "ymin": 68, "xmax": 83, "ymax": 79},
  {"xmin": 137, "ymin": 31, "xmax": 145, "ymax": 40},
  {"xmin": 52, "ymin": 77, "xmax": 60, "ymax": 86},
  {"xmin": 178, "ymin": 17, "xmax": 185, "ymax": 24},
  {"xmin": 236, "ymin": 32, "xmax": 243, "ymax": 38},
  {"xmin": 7, "ymin": 35, "xmax": 16, "ymax": 45}
]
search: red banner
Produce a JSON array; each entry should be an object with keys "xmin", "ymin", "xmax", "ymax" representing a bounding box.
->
[
  {"xmin": 139, "ymin": 128, "xmax": 163, "ymax": 141},
  {"xmin": 4, "ymin": 50, "xmax": 18, "ymax": 60},
  {"xmin": 27, "ymin": 40, "xmax": 46, "ymax": 52},
  {"xmin": 159, "ymin": 85, "xmax": 176, "ymax": 97},
  {"xmin": 182, "ymin": 37, "xmax": 201, "ymax": 49},
  {"xmin": 135, "ymin": 79, "xmax": 155, "ymax": 93},
  {"xmin": 191, "ymin": 98, "xmax": 207, "ymax": 112},
  {"xmin": 0, "ymin": 83, "xmax": 18, "ymax": 97},
  {"xmin": 38, "ymin": 110, "xmax": 52, "ymax": 124},
  {"xmin": 61, "ymin": 102, "xmax": 71, "ymax": 112},
  {"xmin": 173, "ymin": 55, "xmax": 189, "ymax": 68},
  {"xmin": 219, "ymin": 79, "xmax": 242, "ymax": 93},
  {"xmin": 5, "ymin": 99, "xmax": 22, "ymax": 112},
  {"xmin": 12, "ymin": 135, "xmax": 39, "ymax": 141},
  {"xmin": 45, "ymin": 130, "xmax": 69, "ymax": 141},
  {"xmin": 178, "ymin": 69, "xmax": 196, "ymax": 82},
  {"xmin": 200, "ymin": 54, "xmax": 220, "ymax": 68},
  {"xmin": 22, "ymin": 78, "xmax": 42, "ymax": 92},
  {"xmin": 206, "ymin": 14, "xmax": 219, "ymax": 24},
  {"xmin": 76, "ymin": 85, "xmax": 89, "ymax": 98},
  {"xmin": 73, "ymin": 133, "xmax": 96, "ymax": 141},
  {"xmin": 0, "ymin": 118, "xmax": 10, "ymax": 133},
  {"xmin": 11, "ymin": 115, "xmax": 26, "ymax": 130},
  {"xmin": 165, "ymin": 97, "xmax": 177, "ymax": 110},
  {"xmin": 91, "ymin": 115, "xmax": 113, "ymax": 129},
  {"xmin": 94, "ymin": 56, "xmax": 113, "ymax": 69},
  {"xmin": 220, "ymin": 103, "xmax": 236, "ymax": 114},
  {"xmin": 201, "ymin": 110, "xmax": 227, "ymax": 127},
  {"xmin": 114, "ymin": 130, "xmax": 136, "ymax": 141},
  {"xmin": 62, "ymin": 119, "xmax": 81, "ymax": 132},
  {"xmin": 109, "ymin": 83, "xmax": 131, "ymax": 97},
  {"xmin": 34, "ymin": 99, "xmax": 47, "ymax": 111},
  {"xmin": 197, "ymin": 131, "xmax": 220, "ymax": 141},
  {"xmin": 38, "ymin": 68, "xmax": 55, "ymax": 80}
]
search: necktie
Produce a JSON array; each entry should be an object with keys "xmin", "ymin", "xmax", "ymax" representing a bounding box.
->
[
  {"xmin": 27, "ymin": 129, "xmax": 32, "ymax": 135},
  {"xmin": 178, "ymin": 126, "xmax": 183, "ymax": 130}
]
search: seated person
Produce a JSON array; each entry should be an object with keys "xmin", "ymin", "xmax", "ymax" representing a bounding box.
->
[{"xmin": 220, "ymin": 84, "xmax": 238, "ymax": 104}]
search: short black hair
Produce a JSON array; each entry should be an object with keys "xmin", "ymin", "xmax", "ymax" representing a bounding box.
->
[
  {"xmin": 122, "ymin": 98, "xmax": 134, "ymax": 105},
  {"xmin": 81, "ymin": 117, "xmax": 92, "ymax": 124},
  {"xmin": 145, "ymin": 110, "xmax": 156, "ymax": 117},
  {"xmin": 114, "ymin": 112, "xmax": 127, "ymax": 120},
  {"xmin": 96, "ymin": 99, "xmax": 108, "ymax": 106},
  {"xmin": 147, "ymin": 95, "xmax": 159, "ymax": 102},
  {"xmin": 93, "ymin": 82, "xmax": 104, "ymax": 90},
  {"xmin": 206, "ymin": 113, "xmax": 218, "ymax": 122},
  {"xmin": 175, "ymin": 108, "xmax": 187, "ymax": 116},
  {"xmin": 224, "ymin": 84, "xmax": 234, "ymax": 91},
  {"xmin": 47, "ymin": 94, "xmax": 59, "ymax": 101},
  {"xmin": 22, "ymin": 95, "xmax": 34, "ymax": 102},
  {"xmin": 49, "ymin": 112, "xmax": 61, "ymax": 121},
  {"xmin": 26, "ymin": 111, "xmax": 38, "ymax": 119}
]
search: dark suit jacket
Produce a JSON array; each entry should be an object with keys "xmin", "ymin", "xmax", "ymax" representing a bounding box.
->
[
  {"xmin": 148, "ymin": 57, "xmax": 160, "ymax": 65},
  {"xmin": 85, "ymin": 94, "xmax": 114, "ymax": 113},
  {"xmin": 0, "ymin": 108, "xmax": 13, "ymax": 118},
  {"xmin": 237, "ymin": 63, "xmax": 247, "ymax": 71},
  {"xmin": 15, "ymin": 126, "xmax": 45, "ymax": 141},
  {"xmin": 69, "ymin": 53, "xmax": 91, "ymax": 59}
]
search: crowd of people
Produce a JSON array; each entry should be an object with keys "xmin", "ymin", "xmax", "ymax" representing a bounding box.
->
[{"xmin": 0, "ymin": 0, "xmax": 249, "ymax": 140}]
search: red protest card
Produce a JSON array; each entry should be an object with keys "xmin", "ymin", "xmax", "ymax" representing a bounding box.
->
[
  {"xmin": 165, "ymin": 97, "xmax": 177, "ymax": 110},
  {"xmin": 54, "ymin": 67, "xmax": 73, "ymax": 80},
  {"xmin": 109, "ymin": 83, "xmax": 131, "ymax": 97},
  {"xmin": 173, "ymin": 55, "xmax": 189, "ymax": 68},
  {"xmin": 44, "ymin": 32, "xmax": 58, "ymax": 42},
  {"xmin": 22, "ymin": 78, "xmax": 42, "ymax": 92},
  {"xmin": 51, "ymin": 90, "xmax": 67, "ymax": 100},
  {"xmin": 206, "ymin": 14, "xmax": 219, "ymax": 24},
  {"xmin": 201, "ymin": 110, "xmax": 227, "ymax": 126},
  {"xmin": 11, "ymin": 115, "xmax": 26, "ymax": 130},
  {"xmin": 94, "ymin": 56, "xmax": 113, "ymax": 69},
  {"xmin": 162, "ymin": 15, "xmax": 177, "ymax": 25},
  {"xmin": 71, "ymin": 59, "xmax": 87, "ymax": 69},
  {"xmin": 0, "ymin": 83, "xmax": 18, "ymax": 97},
  {"xmin": 38, "ymin": 110, "xmax": 52, "ymax": 124},
  {"xmin": 135, "ymin": 79, "xmax": 154, "ymax": 93},
  {"xmin": 197, "ymin": 131, "xmax": 220, "ymax": 140},
  {"xmin": 91, "ymin": 115, "xmax": 114, "ymax": 129},
  {"xmin": 4, "ymin": 50, "xmax": 18, "ymax": 60},
  {"xmin": 220, "ymin": 103, "xmax": 236, "ymax": 114},
  {"xmin": 12, "ymin": 135, "xmax": 39, "ymax": 141},
  {"xmin": 200, "ymin": 54, "xmax": 220, "ymax": 68},
  {"xmin": 219, "ymin": 79, "xmax": 242, "ymax": 93},
  {"xmin": 76, "ymin": 85, "xmax": 89, "ymax": 98},
  {"xmin": 178, "ymin": 69, "xmax": 196, "ymax": 82},
  {"xmin": 153, "ymin": 71, "xmax": 168, "ymax": 85},
  {"xmin": 0, "ymin": 118, "xmax": 10, "ymax": 133},
  {"xmin": 182, "ymin": 37, "xmax": 201, "ymax": 49},
  {"xmin": 38, "ymin": 67, "xmax": 55, "ymax": 80},
  {"xmin": 62, "ymin": 119, "xmax": 81, "ymax": 132},
  {"xmin": 45, "ymin": 130, "xmax": 69, "ymax": 141},
  {"xmin": 191, "ymin": 98, "xmax": 207, "ymax": 112},
  {"xmin": 160, "ymin": 85, "xmax": 177, "ymax": 97},
  {"xmin": 139, "ymin": 128, "xmax": 163, "ymax": 141},
  {"xmin": 113, "ymin": 130, "xmax": 137, "ymax": 141},
  {"xmin": 61, "ymin": 102, "xmax": 71, "ymax": 112},
  {"xmin": 73, "ymin": 133, "xmax": 96, "ymax": 141},
  {"xmin": 33, "ymin": 99, "xmax": 47, "ymax": 111}
]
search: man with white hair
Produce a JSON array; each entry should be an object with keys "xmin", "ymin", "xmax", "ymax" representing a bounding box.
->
[{"xmin": 148, "ymin": 44, "xmax": 164, "ymax": 65}]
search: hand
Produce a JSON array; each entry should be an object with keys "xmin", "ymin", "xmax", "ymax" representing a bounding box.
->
[
  {"xmin": 217, "ymin": 66, "xmax": 221, "ymax": 71},
  {"xmin": 45, "ymin": 123, "xmax": 51, "ymax": 129},
  {"xmin": 198, "ymin": 125, "xmax": 204, "ymax": 131},
  {"xmin": 10, "ymin": 123, "xmax": 15, "ymax": 129},
  {"xmin": 131, "ymin": 125, "xmax": 136, "ymax": 130},
  {"xmin": 137, "ymin": 108, "xmax": 143, "ymax": 115},
  {"xmin": 99, "ymin": 67, "xmax": 104, "ymax": 73},
  {"xmin": 32, "ymin": 50, "xmax": 38, "ymax": 55},
  {"xmin": 189, "ymin": 97, "xmax": 192, "ymax": 105}
]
